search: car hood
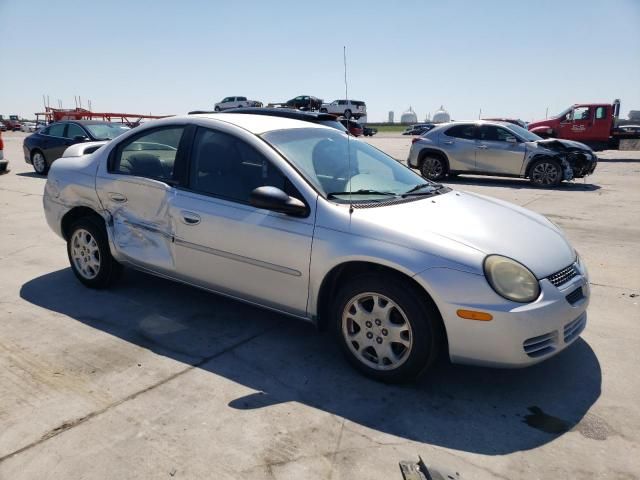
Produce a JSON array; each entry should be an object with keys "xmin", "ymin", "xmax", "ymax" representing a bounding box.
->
[
  {"xmin": 533, "ymin": 138, "xmax": 593, "ymax": 153},
  {"xmin": 351, "ymin": 190, "xmax": 574, "ymax": 278}
]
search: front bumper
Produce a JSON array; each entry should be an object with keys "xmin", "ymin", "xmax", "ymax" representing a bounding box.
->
[
  {"xmin": 415, "ymin": 263, "xmax": 590, "ymax": 367},
  {"xmin": 23, "ymin": 145, "xmax": 32, "ymax": 164}
]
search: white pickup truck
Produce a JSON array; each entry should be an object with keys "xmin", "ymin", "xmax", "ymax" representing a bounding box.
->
[{"xmin": 319, "ymin": 99, "xmax": 367, "ymax": 119}]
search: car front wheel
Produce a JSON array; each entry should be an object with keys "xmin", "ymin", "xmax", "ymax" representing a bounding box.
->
[
  {"xmin": 67, "ymin": 217, "xmax": 122, "ymax": 289},
  {"xmin": 32, "ymin": 150, "xmax": 48, "ymax": 175},
  {"xmin": 529, "ymin": 158, "xmax": 562, "ymax": 187},
  {"xmin": 332, "ymin": 274, "xmax": 442, "ymax": 383}
]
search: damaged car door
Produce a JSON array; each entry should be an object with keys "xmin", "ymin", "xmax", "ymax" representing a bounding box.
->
[{"xmin": 96, "ymin": 126, "xmax": 186, "ymax": 275}]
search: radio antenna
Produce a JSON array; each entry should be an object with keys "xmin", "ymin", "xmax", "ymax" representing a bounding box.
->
[{"xmin": 344, "ymin": 45, "xmax": 353, "ymax": 214}]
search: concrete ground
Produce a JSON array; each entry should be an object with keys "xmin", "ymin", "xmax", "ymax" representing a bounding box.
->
[{"xmin": 0, "ymin": 131, "xmax": 639, "ymax": 479}]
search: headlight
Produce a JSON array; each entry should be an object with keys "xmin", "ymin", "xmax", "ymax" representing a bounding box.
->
[{"xmin": 484, "ymin": 255, "xmax": 540, "ymax": 303}]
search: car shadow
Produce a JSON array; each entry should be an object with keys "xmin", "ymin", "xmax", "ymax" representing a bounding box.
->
[
  {"xmin": 444, "ymin": 176, "xmax": 601, "ymax": 191},
  {"xmin": 20, "ymin": 268, "xmax": 601, "ymax": 455},
  {"xmin": 15, "ymin": 172, "xmax": 44, "ymax": 178}
]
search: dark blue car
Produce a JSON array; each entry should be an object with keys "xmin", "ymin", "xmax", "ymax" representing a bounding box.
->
[{"xmin": 23, "ymin": 120, "xmax": 129, "ymax": 175}]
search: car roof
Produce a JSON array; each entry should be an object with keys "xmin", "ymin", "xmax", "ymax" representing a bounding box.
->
[{"xmin": 187, "ymin": 113, "xmax": 329, "ymax": 134}]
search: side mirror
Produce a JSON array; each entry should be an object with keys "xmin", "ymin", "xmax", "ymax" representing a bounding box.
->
[
  {"xmin": 250, "ymin": 186, "xmax": 308, "ymax": 217},
  {"xmin": 73, "ymin": 135, "xmax": 89, "ymax": 142},
  {"xmin": 505, "ymin": 136, "xmax": 518, "ymax": 143}
]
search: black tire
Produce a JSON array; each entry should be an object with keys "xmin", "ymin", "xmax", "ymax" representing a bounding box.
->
[
  {"xmin": 420, "ymin": 154, "xmax": 448, "ymax": 181},
  {"xmin": 529, "ymin": 158, "xmax": 562, "ymax": 187},
  {"xmin": 331, "ymin": 273, "xmax": 443, "ymax": 383},
  {"xmin": 31, "ymin": 149, "xmax": 49, "ymax": 175},
  {"xmin": 344, "ymin": 109, "xmax": 352, "ymax": 119},
  {"xmin": 214, "ymin": 106, "xmax": 221, "ymax": 112},
  {"xmin": 67, "ymin": 216, "xmax": 122, "ymax": 289},
  {"xmin": 319, "ymin": 108, "xmax": 328, "ymax": 113}
]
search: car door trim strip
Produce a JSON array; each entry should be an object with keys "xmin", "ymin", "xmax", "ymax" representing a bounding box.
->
[{"xmin": 174, "ymin": 237, "xmax": 302, "ymax": 277}]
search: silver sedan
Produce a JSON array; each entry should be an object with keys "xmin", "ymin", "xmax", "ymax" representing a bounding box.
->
[{"xmin": 43, "ymin": 114, "xmax": 590, "ymax": 382}]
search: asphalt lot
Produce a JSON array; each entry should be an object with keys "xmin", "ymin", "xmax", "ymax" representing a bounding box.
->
[{"xmin": 1, "ymin": 130, "xmax": 639, "ymax": 479}]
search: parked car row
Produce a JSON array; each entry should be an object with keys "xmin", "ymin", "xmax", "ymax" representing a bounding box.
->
[
  {"xmin": 42, "ymin": 111, "xmax": 591, "ymax": 382},
  {"xmin": 215, "ymin": 95, "xmax": 368, "ymax": 120}
]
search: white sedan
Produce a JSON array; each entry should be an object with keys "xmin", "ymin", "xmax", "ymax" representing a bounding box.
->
[{"xmin": 43, "ymin": 113, "xmax": 589, "ymax": 382}]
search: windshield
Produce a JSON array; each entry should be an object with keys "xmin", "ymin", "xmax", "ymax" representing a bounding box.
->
[
  {"xmin": 504, "ymin": 124, "xmax": 542, "ymax": 142},
  {"xmin": 552, "ymin": 107, "xmax": 572, "ymax": 119},
  {"xmin": 84, "ymin": 123, "xmax": 130, "ymax": 140},
  {"xmin": 262, "ymin": 128, "xmax": 440, "ymax": 202}
]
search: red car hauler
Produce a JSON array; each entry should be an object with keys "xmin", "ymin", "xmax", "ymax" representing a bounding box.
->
[{"xmin": 528, "ymin": 99, "xmax": 640, "ymax": 150}]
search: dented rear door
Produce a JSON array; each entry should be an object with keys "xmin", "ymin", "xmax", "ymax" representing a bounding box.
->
[{"xmin": 95, "ymin": 125, "xmax": 188, "ymax": 275}]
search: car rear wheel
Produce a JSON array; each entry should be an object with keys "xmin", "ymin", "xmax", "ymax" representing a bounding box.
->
[
  {"xmin": 332, "ymin": 274, "xmax": 442, "ymax": 383},
  {"xmin": 31, "ymin": 150, "xmax": 48, "ymax": 175},
  {"xmin": 67, "ymin": 217, "xmax": 122, "ymax": 289},
  {"xmin": 420, "ymin": 154, "xmax": 447, "ymax": 181},
  {"xmin": 530, "ymin": 158, "xmax": 562, "ymax": 187}
]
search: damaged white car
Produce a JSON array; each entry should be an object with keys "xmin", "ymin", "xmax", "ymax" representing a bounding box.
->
[
  {"xmin": 44, "ymin": 114, "xmax": 590, "ymax": 382},
  {"xmin": 408, "ymin": 121, "xmax": 598, "ymax": 186}
]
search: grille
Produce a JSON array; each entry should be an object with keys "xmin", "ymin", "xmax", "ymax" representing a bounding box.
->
[
  {"xmin": 547, "ymin": 264, "xmax": 578, "ymax": 287},
  {"xmin": 564, "ymin": 313, "xmax": 587, "ymax": 344},
  {"xmin": 566, "ymin": 286, "xmax": 585, "ymax": 305},
  {"xmin": 523, "ymin": 331, "xmax": 558, "ymax": 358}
]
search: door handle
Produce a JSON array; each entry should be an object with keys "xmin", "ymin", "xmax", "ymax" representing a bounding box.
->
[
  {"xmin": 477, "ymin": 145, "xmax": 488, "ymax": 149},
  {"xmin": 443, "ymin": 140, "xmax": 454, "ymax": 145},
  {"xmin": 181, "ymin": 211, "xmax": 201, "ymax": 225},
  {"xmin": 108, "ymin": 192, "xmax": 127, "ymax": 203}
]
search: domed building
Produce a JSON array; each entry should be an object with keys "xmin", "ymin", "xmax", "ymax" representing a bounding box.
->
[
  {"xmin": 432, "ymin": 105, "xmax": 450, "ymax": 124},
  {"xmin": 400, "ymin": 106, "xmax": 418, "ymax": 124}
]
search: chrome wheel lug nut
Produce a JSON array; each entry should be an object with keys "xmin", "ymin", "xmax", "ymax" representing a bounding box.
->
[
  {"xmin": 376, "ymin": 337, "xmax": 383, "ymax": 344},
  {"xmin": 375, "ymin": 319, "xmax": 382, "ymax": 326},
  {"xmin": 365, "ymin": 321, "xmax": 372, "ymax": 328},
  {"xmin": 382, "ymin": 329, "xmax": 388, "ymax": 336},
  {"xmin": 366, "ymin": 332, "xmax": 373, "ymax": 339}
]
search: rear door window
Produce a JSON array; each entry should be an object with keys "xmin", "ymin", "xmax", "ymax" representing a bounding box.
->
[
  {"xmin": 111, "ymin": 126, "xmax": 185, "ymax": 182},
  {"xmin": 47, "ymin": 123, "xmax": 66, "ymax": 137},
  {"xmin": 444, "ymin": 124, "xmax": 476, "ymax": 139}
]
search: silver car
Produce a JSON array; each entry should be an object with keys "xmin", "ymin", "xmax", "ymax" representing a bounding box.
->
[
  {"xmin": 408, "ymin": 121, "xmax": 597, "ymax": 186},
  {"xmin": 43, "ymin": 114, "xmax": 590, "ymax": 382}
]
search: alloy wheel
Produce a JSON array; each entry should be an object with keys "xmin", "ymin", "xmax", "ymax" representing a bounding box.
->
[
  {"xmin": 341, "ymin": 292, "xmax": 413, "ymax": 371},
  {"xmin": 70, "ymin": 229, "xmax": 101, "ymax": 280},
  {"xmin": 422, "ymin": 157, "xmax": 444, "ymax": 180},
  {"xmin": 32, "ymin": 152, "xmax": 46, "ymax": 174},
  {"xmin": 532, "ymin": 162, "xmax": 559, "ymax": 185}
]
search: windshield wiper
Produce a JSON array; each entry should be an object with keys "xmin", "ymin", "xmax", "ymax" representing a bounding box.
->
[
  {"xmin": 401, "ymin": 182, "xmax": 444, "ymax": 197},
  {"xmin": 327, "ymin": 189, "xmax": 398, "ymax": 199}
]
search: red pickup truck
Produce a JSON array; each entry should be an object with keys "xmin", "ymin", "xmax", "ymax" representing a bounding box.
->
[
  {"xmin": 0, "ymin": 115, "xmax": 22, "ymax": 132},
  {"xmin": 528, "ymin": 99, "xmax": 639, "ymax": 150}
]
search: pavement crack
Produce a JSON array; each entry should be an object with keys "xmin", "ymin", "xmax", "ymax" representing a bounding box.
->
[
  {"xmin": 329, "ymin": 418, "xmax": 346, "ymax": 480},
  {"xmin": 0, "ymin": 322, "xmax": 281, "ymax": 464}
]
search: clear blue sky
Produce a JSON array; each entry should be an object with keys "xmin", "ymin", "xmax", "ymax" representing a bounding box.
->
[{"xmin": 1, "ymin": 0, "xmax": 639, "ymax": 122}]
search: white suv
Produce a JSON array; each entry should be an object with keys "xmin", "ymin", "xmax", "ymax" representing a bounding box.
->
[
  {"xmin": 214, "ymin": 96, "xmax": 261, "ymax": 111},
  {"xmin": 320, "ymin": 99, "xmax": 367, "ymax": 119}
]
